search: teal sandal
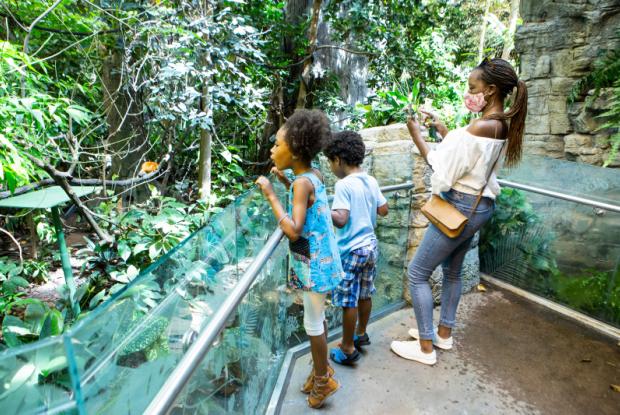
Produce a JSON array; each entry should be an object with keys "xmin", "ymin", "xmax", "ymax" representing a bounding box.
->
[{"xmin": 330, "ymin": 347, "xmax": 361, "ymax": 366}]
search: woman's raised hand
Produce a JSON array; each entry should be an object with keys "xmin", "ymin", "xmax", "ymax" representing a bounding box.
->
[
  {"xmin": 419, "ymin": 109, "xmax": 439, "ymax": 126},
  {"xmin": 406, "ymin": 113, "xmax": 422, "ymax": 139},
  {"xmin": 420, "ymin": 109, "xmax": 448, "ymax": 137}
]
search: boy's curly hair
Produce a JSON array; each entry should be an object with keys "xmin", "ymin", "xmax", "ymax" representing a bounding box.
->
[
  {"xmin": 323, "ymin": 130, "xmax": 365, "ymax": 166},
  {"xmin": 283, "ymin": 109, "xmax": 331, "ymax": 164}
]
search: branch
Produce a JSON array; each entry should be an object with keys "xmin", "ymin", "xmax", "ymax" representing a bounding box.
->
[
  {"xmin": 12, "ymin": 143, "xmax": 113, "ymax": 243},
  {"xmin": 296, "ymin": 0, "xmax": 323, "ymax": 109},
  {"xmin": 0, "ymin": 12, "xmax": 120, "ymax": 37},
  {"xmin": 250, "ymin": 45, "xmax": 375, "ymax": 71},
  {"xmin": 22, "ymin": 0, "xmax": 63, "ymax": 96},
  {"xmin": 0, "ymin": 168, "xmax": 168, "ymax": 200},
  {"xmin": 18, "ymin": 1, "xmax": 60, "ymax": 98},
  {"xmin": 0, "ymin": 227, "xmax": 23, "ymax": 265},
  {"xmin": 314, "ymin": 45, "xmax": 377, "ymax": 57}
]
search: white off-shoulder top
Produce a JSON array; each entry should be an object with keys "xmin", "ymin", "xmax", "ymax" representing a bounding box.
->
[{"xmin": 426, "ymin": 126, "xmax": 506, "ymax": 199}]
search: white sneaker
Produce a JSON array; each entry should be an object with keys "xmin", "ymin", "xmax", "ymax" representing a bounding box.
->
[
  {"xmin": 390, "ymin": 340, "xmax": 437, "ymax": 365},
  {"xmin": 407, "ymin": 327, "xmax": 453, "ymax": 350}
]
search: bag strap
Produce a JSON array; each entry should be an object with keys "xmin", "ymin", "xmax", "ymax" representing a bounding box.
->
[{"xmin": 423, "ymin": 122, "xmax": 505, "ymax": 216}]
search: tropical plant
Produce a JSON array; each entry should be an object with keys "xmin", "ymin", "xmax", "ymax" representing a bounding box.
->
[
  {"xmin": 568, "ymin": 34, "xmax": 620, "ymax": 166},
  {"xmin": 480, "ymin": 188, "xmax": 559, "ymax": 294},
  {"xmin": 1, "ymin": 299, "xmax": 64, "ymax": 348},
  {"xmin": 597, "ymin": 80, "xmax": 620, "ymax": 167},
  {"xmin": 552, "ymin": 268, "xmax": 620, "ymax": 325}
]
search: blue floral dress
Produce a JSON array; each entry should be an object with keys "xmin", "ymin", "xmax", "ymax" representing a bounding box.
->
[{"xmin": 287, "ymin": 171, "xmax": 343, "ymax": 293}]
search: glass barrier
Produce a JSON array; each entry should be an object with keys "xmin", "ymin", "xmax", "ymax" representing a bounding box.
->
[
  {"xmin": 0, "ymin": 180, "xmax": 411, "ymax": 414},
  {"xmin": 0, "ymin": 336, "xmax": 76, "ymax": 414},
  {"xmin": 480, "ymin": 187, "xmax": 620, "ymax": 327},
  {"xmin": 168, "ymin": 187, "xmax": 412, "ymax": 414},
  {"xmin": 0, "ymin": 185, "xmax": 284, "ymax": 414},
  {"xmin": 170, "ymin": 240, "xmax": 290, "ymax": 414},
  {"xmin": 499, "ymin": 155, "xmax": 620, "ymax": 206}
]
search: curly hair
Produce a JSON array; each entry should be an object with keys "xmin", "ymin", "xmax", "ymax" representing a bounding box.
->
[
  {"xmin": 323, "ymin": 130, "xmax": 366, "ymax": 166},
  {"xmin": 282, "ymin": 109, "xmax": 331, "ymax": 164}
]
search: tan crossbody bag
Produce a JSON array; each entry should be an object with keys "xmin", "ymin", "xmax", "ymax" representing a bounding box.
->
[{"xmin": 421, "ymin": 139, "xmax": 505, "ymax": 239}]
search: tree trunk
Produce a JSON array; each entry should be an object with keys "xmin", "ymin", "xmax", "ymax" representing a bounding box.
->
[
  {"xmin": 197, "ymin": 1, "xmax": 213, "ymax": 202},
  {"xmin": 502, "ymin": 0, "xmax": 520, "ymax": 60},
  {"xmin": 101, "ymin": 44, "xmax": 147, "ymax": 182},
  {"xmin": 197, "ymin": 87, "xmax": 212, "ymax": 202},
  {"xmin": 477, "ymin": 0, "xmax": 492, "ymax": 63},
  {"xmin": 254, "ymin": 0, "xmax": 313, "ymax": 170},
  {"xmin": 296, "ymin": 0, "xmax": 323, "ymax": 109}
]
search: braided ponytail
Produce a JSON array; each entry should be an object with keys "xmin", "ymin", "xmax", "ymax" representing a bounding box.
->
[{"xmin": 476, "ymin": 58, "xmax": 528, "ymax": 167}]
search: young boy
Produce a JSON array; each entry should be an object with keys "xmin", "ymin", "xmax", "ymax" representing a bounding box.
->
[{"xmin": 324, "ymin": 130, "xmax": 388, "ymax": 365}]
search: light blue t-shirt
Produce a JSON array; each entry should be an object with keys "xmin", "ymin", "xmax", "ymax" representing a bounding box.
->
[{"xmin": 331, "ymin": 172, "xmax": 387, "ymax": 257}]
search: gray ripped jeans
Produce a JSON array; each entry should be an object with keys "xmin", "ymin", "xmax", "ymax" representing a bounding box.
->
[{"xmin": 408, "ymin": 189, "xmax": 495, "ymax": 340}]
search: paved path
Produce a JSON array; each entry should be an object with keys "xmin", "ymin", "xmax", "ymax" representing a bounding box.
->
[{"xmin": 280, "ymin": 285, "xmax": 620, "ymax": 414}]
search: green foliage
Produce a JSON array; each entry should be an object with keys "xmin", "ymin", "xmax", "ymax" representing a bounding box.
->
[
  {"xmin": 1, "ymin": 300, "xmax": 64, "ymax": 348},
  {"xmin": 74, "ymin": 187, "xmax": 216, "ymax": 312},
  {"xmin": 480, "ymin": 188, "xmax": 559, "ymax": 294},
  {"xmin": 567, "ymin": 35, "xmax": 620, "ymax": 166},
  {"xmin": 355, "ymin": 79, "xmax": 421, "ymax": 128},
  {"xmin": 0, "ymin": 41, "xmax": 94, "ymax": 193},
  {"xmin": 552, "ymin": 269, "xmax": 620, "ymax": 324},
  {"xmin": 596, "ymin": 80, "xmax": 620, "ymax": 167},
  {"xmin": 0, "ymin": 257, "xmax": 49, "ymax": 287},
  {"xmin": 117, "ymin": 314, "xmax": 169, "ymax": 360},
  {"xmin": 568, "ymin": 42, "xmax": 620, "ymax": 105},
  {"xmin": 481, "ymin": 188, "xmax": 620, "ymax": 325}
]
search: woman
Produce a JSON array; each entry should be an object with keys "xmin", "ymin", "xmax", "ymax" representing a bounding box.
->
[{"xmin": 391, "ymin": 58, "xmax": 528, "ymax": 365}]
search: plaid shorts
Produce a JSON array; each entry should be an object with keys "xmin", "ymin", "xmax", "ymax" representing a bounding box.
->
[{"xmin": 332, "ymin": 240, "xmax": 378, "ymax": 308}]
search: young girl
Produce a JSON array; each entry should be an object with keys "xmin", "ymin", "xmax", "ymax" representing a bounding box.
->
[
  {"xmin": 391, "ymin": 58, "xmax": 528, "ymax": 365},
  {"xmin": 255, "ymin": 109, "xmax": 343, "ymax": 409}
]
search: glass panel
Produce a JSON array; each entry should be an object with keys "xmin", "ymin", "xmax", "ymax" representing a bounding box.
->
[
  {"xmin": 499, "ymin": 155, "xmax": 620, "ymax": 205},
  {"xmin": 170, "ymin": 239, "xmax": 290, "ymax": 414},
  {"xmin": 0, "ymin": 179, "xmax": 411, "ymax": 413},
  {"xmin": 481, "ymin": 187, "xmax": 620, "ymax": 327},
  {"xmin": 0, "ymin": 337, "xmax": 76, "ymax": 414},
  {"xmin": 374, "ymin": 189, "xmax": 411, "ymax": 312},
  {"xmin": 69, "ymin": 201, "xmax": 243, "ymax": 414}
]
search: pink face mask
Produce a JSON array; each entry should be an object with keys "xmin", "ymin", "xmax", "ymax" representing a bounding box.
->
[{"xmin": 463, "ymin": 91, "xmax": 487, "ymax": 113}]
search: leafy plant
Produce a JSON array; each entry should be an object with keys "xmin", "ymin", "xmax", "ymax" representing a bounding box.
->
[
  {"xmin": 568, "ymin": 41, "xmax": 620, "ymax": 105},
  {"xmin": 1, "ymin": 300, "xmax": 64, "ymax": 348},
  {"xmin": 552, "ymin": 268, "xmax": 620, "ymax": 324},
  {"xmin": 355, "ymin": 79, "xmax": 422, "ymax": 128},
  {"xmin": 568, "ymin": 34, "xmax": 620, "ymax": 166},
  {"xmin": 480, "ymin": 188, "xmax": 559, "ymax": 294},
  {"xmin": 0, "ymin": 41, "xmax": 94, "ymax": 193},
  {"xmin": 596, "ymin": 79, "xmax": 620, "ymax": 167}
]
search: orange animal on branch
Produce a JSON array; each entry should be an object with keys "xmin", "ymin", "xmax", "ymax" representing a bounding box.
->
[{"xmin": 139, "ymin": 161, "xmax": 159, "ymax": 175}]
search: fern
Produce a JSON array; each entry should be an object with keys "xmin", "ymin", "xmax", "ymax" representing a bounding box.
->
[
  {"xmin": 596, "ymin": 78, "xmax": 620, "ymax": 166},
  {"xmin": 568, "ymin": 40, "xmax": 620, "ymax": 105}
]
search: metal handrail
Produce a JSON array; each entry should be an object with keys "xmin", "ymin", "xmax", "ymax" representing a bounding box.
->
[
  {"xmin": 144, "ymin": 179, "xmax": 619, "ymax": 414},
  {"xmin": 497, "ymin": 179, "xmax": 620, "ymax": 213}
]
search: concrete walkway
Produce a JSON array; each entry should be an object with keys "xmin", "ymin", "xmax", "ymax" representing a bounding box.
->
[{"xmin": 280, "ymin": 285, "xmax": 620, "ymax": 414}]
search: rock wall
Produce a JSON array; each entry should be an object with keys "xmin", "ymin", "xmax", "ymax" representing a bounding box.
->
[
  {"xmin": 515, "ymin": 0, "xmax": 620, "ymax": 166},
  {"xmin": 320, "ymin": 124, "xmax": 480, "ymax": 306}
]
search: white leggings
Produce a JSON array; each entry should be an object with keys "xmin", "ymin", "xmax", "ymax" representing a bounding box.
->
[{"xmin": 303, "ymin": 292, "xmax": 327, "ymax": 336}]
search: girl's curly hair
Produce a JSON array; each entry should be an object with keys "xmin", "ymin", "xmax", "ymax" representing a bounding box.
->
[{"xmin": 283, "ymin": 109, "xmax": 331, "ymax": 164}]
